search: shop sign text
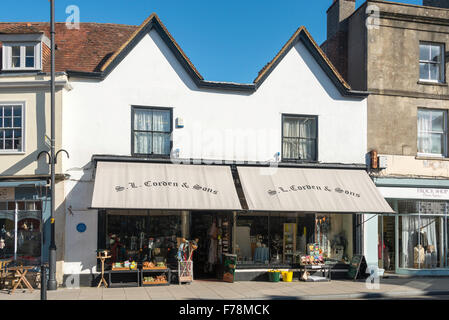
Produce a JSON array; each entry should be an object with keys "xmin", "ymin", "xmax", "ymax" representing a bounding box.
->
[
  {"xmin": 268, "ymin": 184, "xmax": 360, "ymax": 198},
  {"xmin": 115, "ymin": 180, "xmax": 218, "ymax": 195}
]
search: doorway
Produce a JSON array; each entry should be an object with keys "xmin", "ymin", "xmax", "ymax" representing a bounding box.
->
[
  {"xmin": 379, "ymin": 215, "xmax": 396, "ymax": 271},
  {"xmin": 190, "ymin": 212, "xmax": 232, "ymax": 280}
]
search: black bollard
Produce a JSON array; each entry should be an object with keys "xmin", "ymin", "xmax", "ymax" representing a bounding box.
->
[{"xmin": 40, "ymin": 264, "xmax": 47, "ymax": 300}]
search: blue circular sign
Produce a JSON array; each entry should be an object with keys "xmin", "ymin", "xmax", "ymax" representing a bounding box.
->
[{"xmin": 76, "ymin": 223, "xmax": 87, "ymax": 233}]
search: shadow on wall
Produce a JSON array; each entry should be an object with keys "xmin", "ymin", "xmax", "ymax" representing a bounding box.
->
[
  {"xmin": 0, "ymin": 90, "xmax": 50, "ymax": 176},
  {"xmin": 61, "ymin": 161, "xmax": 98, "ymax": 279}
]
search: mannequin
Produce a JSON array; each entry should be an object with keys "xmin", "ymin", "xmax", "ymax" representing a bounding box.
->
[{"xmin": 414, "ymin": 245, "xmax": 425, "ymax": 269}]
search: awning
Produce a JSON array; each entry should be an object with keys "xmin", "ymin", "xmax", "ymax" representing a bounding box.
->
[
  {"xmin": 91, "ymin": 162, "xmax": 242, "ymax": 210},
  {"xmin": 237, "ymin": 167, "xmax": 394, "ymax": 213}
]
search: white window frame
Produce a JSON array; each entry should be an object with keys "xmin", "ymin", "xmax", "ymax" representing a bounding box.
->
[
  {"xmin": 2, "ymin": 42, "xmax": 42, "ymax": 71},
  {"xmin": 419, "ymin": 42, "xmax": 445, "ymax": 83},
  {"xmin": 0, "ymin": 102, "xmax": 25, "ymax": 154},
  {"xmin": 417, "ymin": 108, "xmax": 447, "ymax": 158}
]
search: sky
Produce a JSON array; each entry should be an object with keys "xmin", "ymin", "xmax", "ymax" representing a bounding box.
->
[{"xmin": 0, "ymin": 0, "xmax": 423, "ymax": 83}]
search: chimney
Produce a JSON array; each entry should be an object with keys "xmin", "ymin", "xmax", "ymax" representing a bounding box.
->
[
  {"xmin": 327, "ymin": 0, "xmax": 356, "ymax": 39},
  {"xmin": 423, "ymin": 0, "xmax": 449, "ymax": 8}
]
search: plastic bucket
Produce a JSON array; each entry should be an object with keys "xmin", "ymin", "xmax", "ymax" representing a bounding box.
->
[
  {"xmin": 268, "ymin": 271, "xmax": 281, "ymax": 282},
  {"xmin": 281, "ymin": 271, "xmax": 293, "ymax": 282}
]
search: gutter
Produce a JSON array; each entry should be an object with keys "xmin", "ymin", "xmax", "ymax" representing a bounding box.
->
[
  {"xmin": 0, "ymin": 80, "xmax": 69, "ymax": 89},
  {"xmin": 91, "ymin": 154, "xmax": 367, "ymax": 170}
]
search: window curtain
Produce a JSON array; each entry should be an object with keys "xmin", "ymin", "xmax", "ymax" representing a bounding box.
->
[
  {"xmin": 418, "ymin": 110, "xmax": 431, "ymax": 154},
  {"xmin": 298, "ymin": 119, "xmax": 316, "ymax": 160},
  {"xmin": 283, "ymin": 118, "xmax": 300, "ymax": 159},
  {"xmin": 418, "ymin": 110, "xmax": 445, "ymax": 155},
  {"xmin": 283, "ymin": 117, "xmax": 316, "ymax": 160},
  {"xmin": 134, "ymin": 110, "xmax": 152, "ymax": 154},
  {"xmin": 152, "ymin": 110, "xmax": 171, "ymax": 155}
]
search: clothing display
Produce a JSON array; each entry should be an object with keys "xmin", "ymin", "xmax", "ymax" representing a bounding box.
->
[
  {"xmin": 207, "ymin": 221, "xmax": 218, "ymax": 266},
  {"xmin": 414, "ymin": 245, "xmax": 425, "ymax": 268}
]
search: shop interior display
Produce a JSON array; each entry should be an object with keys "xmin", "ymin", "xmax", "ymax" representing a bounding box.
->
[
  {"xmin": 283, "ymin": 223, "xmax": 297, "ymax": 264},
  {"xmin": 106, "ymin": 214, "xmax": 181, "ymax": 270},
  {"xmin": 235, "ymin": 213, "xmax": 352, "ymax": 265},
  {"xmin": 0, "ymin": 211, "xmax": 41, "ymax": 264}
]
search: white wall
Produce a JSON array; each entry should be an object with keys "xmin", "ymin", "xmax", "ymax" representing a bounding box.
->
[
  {"xmin": 62, "ymin": 29, "xmax": 367, "ymax": 275},
  {"xmin": 364, "ymin": 214, "xmax": 379, "ymax": 270}
]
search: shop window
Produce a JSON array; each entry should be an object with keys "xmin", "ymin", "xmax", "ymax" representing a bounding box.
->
[
  {"xmin": 417, "ymin": 108, "xmax": 447, "ymax": 157},
  {"xmin": 419, "ymin": 42, "xmax": 445, "ymax": 83},
  {"xmin": 282, "ymin": 114, "xmax": 317, "ymax": 161},
  {"xmin": 235, "ymin": 214, "xmax": 269, "ymax": 265},
  {"xmin": 0, "ymin": 201, "xmax": 41, "ymax": 263},
  {"xmin": 398, "ymin": 200, "xmax": 448, "ymax": 269},
  {"xmin": 132, "ymin": 106, "xmax": 172, "ymax": 157},
  {"xmin": 235, "ymin": 212, "xmax": 353, "ymax": 266},
  {"xmin": 269, "ymin": 213, "xmax": 297, "ymax": 265},
  {"xmin": 17, "ymin": 212, "xmax": 41, "ymax": 262},
  {"xmin": 106, "ymin": 210, "xmax": 182, "ymax": 265},
  {"xmin": 0, "ymin": 212, "xmax": 15, "ymax": 259}
]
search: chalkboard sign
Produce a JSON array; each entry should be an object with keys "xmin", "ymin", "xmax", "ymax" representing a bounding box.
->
[{"xmin": 347, "ymin": 255, "xmax": 367, "ymax": 280}]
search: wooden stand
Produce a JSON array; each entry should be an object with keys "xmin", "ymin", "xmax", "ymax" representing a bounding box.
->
[{"xmin": 97, "ymin": 250, "xmax": 111, "ymax": 288}]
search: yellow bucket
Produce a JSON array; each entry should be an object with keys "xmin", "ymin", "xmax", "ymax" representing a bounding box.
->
[{"xmin": 281, "ymin": 271, "xmax": 293, "ymax": 282}]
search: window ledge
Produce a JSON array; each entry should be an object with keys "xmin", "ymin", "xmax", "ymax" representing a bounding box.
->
[
  {"xmin": 0, "ymin": 153, "xmax": 26, "ymax": 156},
  {"xmin": 417, "ymin": 81, "xmax": 448, "ymax": 87},
  {"xmin": 415, "ymin": 155, "xmax": 449, "ymax": 161}
]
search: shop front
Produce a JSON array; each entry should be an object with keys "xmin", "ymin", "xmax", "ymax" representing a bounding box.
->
[
  {"xmin": 231, "ymin": 166, "xmax": 394, "ymax": 280},
  {"xmin": 91, "ymin": 161, "xmax": 393, "ymax": 283},
  {"xmin": 91, "ymin": 161, "xmax": 242, "ymax": 281},
  {"xmin": 375, "ymin": 177, "xmax": 449, "ymax": 276},
  {"xmin": 0, "ymin": 180, "xmax": 49, "ymax": 265}
]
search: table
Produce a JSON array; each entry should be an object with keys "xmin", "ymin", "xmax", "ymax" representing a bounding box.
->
[
  {"xmin": 299, "ymin": 264, "xmax": 333, "ymax": 282},
  {"xmin": 7, "ymin": 265, "xmax": 35, "ymax": 294},
  {"xmin": 141, "ymin": 267, "xmax": 171, "ymax": 286},
  {"xmin": 108, "ymin": 269, "xmax": 140, "ymax": 288}
]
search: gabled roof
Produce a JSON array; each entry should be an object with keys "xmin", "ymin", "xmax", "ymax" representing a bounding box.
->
[
  {"xmin": 0, "ymin": 14, "xmax": 366, "ymax": 97},
  {"xmin": 67, "ymin": 13, "xmax": 364, "ymax": 97}
]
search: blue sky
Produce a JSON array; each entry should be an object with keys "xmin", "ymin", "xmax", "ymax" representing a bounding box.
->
[{"xmin": 1, "ymin": 0, "xmax": 422, "ymax": 83}]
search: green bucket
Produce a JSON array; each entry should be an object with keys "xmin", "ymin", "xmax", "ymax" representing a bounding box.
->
[{"xmin": 268, "ymin": 271, "xmax": 281, "ymax": 282}]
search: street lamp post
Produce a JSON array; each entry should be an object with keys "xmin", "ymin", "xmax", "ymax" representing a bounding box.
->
[{"xmin": 48, "ymin": 0, "xmax": 57, "ymax": 291}]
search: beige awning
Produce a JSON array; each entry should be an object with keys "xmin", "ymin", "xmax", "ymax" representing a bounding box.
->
[
  {"xmin": 91, "ymin": 162, "xmax": 242, "ymax": 210},
  {"xmin": 237, "ymin": 167, "xmax": 394, "ymax": 213}
]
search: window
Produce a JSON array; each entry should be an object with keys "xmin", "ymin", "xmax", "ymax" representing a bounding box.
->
[
  {"xmin": 417, "ymin": 108, "xmax": 447, "ymax": 157},
  {"xmin": 0, "ymin": 104, "xmax": 24, "ymax": 152},
  {"xmin": 282, "ymin": 115, "xmax": 317, "ymax": 161},
  {"xmin": 132, "ymin": 107, "xmax": 172, "ymax": 156},
  {"xmin": 419, "ymin": 42, "xmax": 445, "ymax": 83},
  {"xmin": 2, "ymin": 43, "xmax": 41, "ymax": 71}
]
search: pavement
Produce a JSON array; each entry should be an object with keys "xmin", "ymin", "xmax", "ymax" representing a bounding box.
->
[{"xmin": 1, "ymin": 276, "xmax": 449, "ymax": 300}]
